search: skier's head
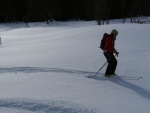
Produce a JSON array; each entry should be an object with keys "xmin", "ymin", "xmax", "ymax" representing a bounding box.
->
[{"xmin": 111, "ymin": 29, "xmax": 118, "ymax": 38}]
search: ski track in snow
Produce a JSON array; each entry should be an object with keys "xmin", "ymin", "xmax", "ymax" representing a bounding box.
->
[
  {"xmin": 0, "ymin": 99, "xmax": 95, "ymax": 113},
  {"xmin": 0, "ymin": 67, "xmax": 96, "ymax": 75}
]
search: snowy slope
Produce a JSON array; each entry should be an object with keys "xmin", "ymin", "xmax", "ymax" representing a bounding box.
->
[{"xmin": 0, "ymin": 21, "xmax": 150, "ymax": 113}]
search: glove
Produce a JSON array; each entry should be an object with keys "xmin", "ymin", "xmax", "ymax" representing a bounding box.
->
[{"xmin": 115, "ymin": 52, "xmax": 119, "ymax": 57}]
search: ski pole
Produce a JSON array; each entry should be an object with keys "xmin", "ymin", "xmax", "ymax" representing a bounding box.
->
[{"xmin": 93, "ymin": 61, "xmax": 108, "ymax": 77}]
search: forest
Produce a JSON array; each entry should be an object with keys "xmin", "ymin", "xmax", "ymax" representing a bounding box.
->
[{"xmin": 0, "ymin": 0, "xmax": 149, "ymax": 24}]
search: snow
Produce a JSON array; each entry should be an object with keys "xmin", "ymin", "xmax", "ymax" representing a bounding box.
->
[{"xmin": 0, "ymin": 21, "xmax": 150, "ymax": 113}]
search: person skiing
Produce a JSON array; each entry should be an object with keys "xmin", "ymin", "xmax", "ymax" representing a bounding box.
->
[{"xmin": 103, "ymin": 29, "xmax": 119, "ymax": 77}]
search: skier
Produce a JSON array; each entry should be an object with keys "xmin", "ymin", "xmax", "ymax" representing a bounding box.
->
[{"xmin": 103, "ymin": 29, "xmax": 119, "ymax": 77}]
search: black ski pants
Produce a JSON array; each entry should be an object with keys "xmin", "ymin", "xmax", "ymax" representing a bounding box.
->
[{"xmin": 104, "ymin": 52, "xmax": 117, "ymax": 75}]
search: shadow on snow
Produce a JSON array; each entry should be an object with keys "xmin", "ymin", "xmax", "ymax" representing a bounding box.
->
[{"xmin": 92, "ymin": 75, "xmax": 150, "ymax": 100}]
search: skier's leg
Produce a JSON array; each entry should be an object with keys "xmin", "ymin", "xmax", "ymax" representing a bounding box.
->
[
  {"xmin": 104, "ymin": 52, "xmax": 113, "ymax": 75},
  {"xmin": 111, "ymin": 55, "xmax": 117, "ymax": 74}
]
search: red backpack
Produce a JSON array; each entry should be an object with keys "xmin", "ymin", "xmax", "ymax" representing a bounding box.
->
[{"xmin": 100, "ymin": 33, "xmax": 108, "ymax": 50}]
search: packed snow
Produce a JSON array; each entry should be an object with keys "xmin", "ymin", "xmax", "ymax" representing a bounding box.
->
[{"xmin": 0, "ymin": 21, "xmax": 150, "ymax": 113}]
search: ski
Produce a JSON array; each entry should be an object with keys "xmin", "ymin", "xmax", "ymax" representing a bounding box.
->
[
  {"xmin": 119, "ymin": 76, "xmax": 142, "ymax": 79},
  {"xmin": 115, "ymin": 76, "xmax": 140, "ymax": 80},
  {"xmin": 103, "ymin": 76, "xmax": 140, "ymax": 80},
  {"xmin": 86, "ymin": 75, "xmax": 142, "ymax": 80}
]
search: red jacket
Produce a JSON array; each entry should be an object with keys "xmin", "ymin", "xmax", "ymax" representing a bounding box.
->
[{"xmin": 104, "ymin": 34, "xmax": 116, "ymax": 54}]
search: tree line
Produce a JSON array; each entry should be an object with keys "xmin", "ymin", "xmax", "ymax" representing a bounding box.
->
[{"xmin": 0, "ymin": 0, "xmax": 150, "ymax": 24}]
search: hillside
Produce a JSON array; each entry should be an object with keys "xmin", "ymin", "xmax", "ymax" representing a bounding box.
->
[{"xmin": 0, "ymin": 21, "xmax": 150, "ymax": 113}]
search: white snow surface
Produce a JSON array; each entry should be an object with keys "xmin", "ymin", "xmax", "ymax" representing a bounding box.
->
[{"xmin": 0, "ymin": 21, "xmax": 150, "ymax": 113}]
